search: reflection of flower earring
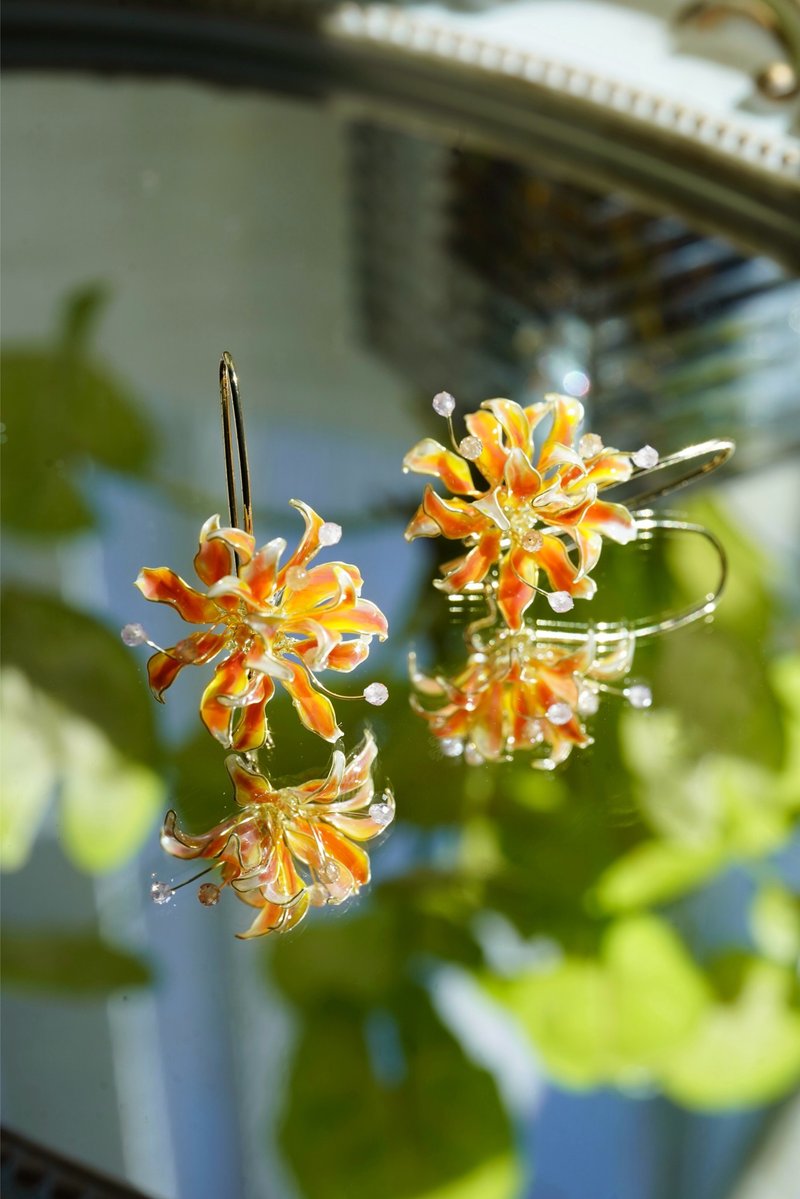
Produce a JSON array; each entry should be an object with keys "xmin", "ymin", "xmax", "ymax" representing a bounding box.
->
[
  {"xmin": 123, "ymin": 354, "xmax": 393, "ymax": 936},
  {"xmin": 404, "ymin": 391, "xmax": 733, "ymax": 770}
]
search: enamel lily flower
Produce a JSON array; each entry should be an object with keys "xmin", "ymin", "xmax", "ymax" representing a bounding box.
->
[
  {"xmin": 160, "ymin": 731, "xmax": 393, "ymax": 938},
  {"xmin": 134, "ymin": 501, "xmax": 388, "ymax": 750},
  {"xmin": 404, "ymin": 394, "xmax": 644, "ymax": 630},
  {"xmin": 411, "ymin": 631, "xmax": 647, "ymax": 770}
]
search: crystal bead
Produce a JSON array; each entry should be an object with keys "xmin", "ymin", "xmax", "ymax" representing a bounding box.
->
[
  {"xmin": 432, "ymin": 391, "xmax": 456, "ymax": 417},
  {"xmin": 197, "ymin": 882, "xmax": 220, "ymax": 906},
  {"xmin": 364, "ymin": 682, "xmax": 388, "ymax": 706},
  {"xmin": 524, "ymin": 720, "xmax": 545, "ymax": 744},
  {"xmin": 632, "ymin": 445, "xmax": 659, "ymax": 469},
  {"xmin": 546, "ymin": 702, "xmax": 573, "ymax": 726},
  {"xmin": 369, "ymin": 792, "xmax": 395, "ymax": 827},
  {"xmin": 150, "ymin": 880, "xmax": 174, "ymax": 905},
  {"xmin": 458, "ymin": 435, "xmax": 483, "ymax": 461},
  {"xmin": 626, "ymin": 683, "xmax": 653, "ymax": 709},
  {"xmin": 577, "ymin": 686, "xmax": 600, "ymax": 716},
  {"xmin": 578, "ymin": 433, "xmax": 603, "ymax": 459},
  {"xmin": 548, "ymin": 591, "xmax": 574, "ymax": 614},
  {"xmin": 121, "ymin": 623, "xmax": 148, "ymax": 647},
  {"xmin": 521, "ymin": 529, "xmax": 543, "ymax": 552},
  {"xmin": 285, "ymin": 566, "xmax": 309, "ymax": 589},
  {"xmin": 319, "ymin": 521, "xmax": 342, "ymax": 546},
  {"xmin": 464, "ymin": 743, "xmax": 485, "ymax": 767},
  {"xmin": 440, "ymin": 737, "xmax": 464, "ymax": 758},
  {"xmin": 318, "ymin": 859, "xmax": 341, "ymax": 884}
]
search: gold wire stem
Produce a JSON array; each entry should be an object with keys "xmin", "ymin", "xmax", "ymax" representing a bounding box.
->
[
  {"xmin": 609, "ymin": 438, "xmax": 735, "ymax": 507},
  {"xmin": 219, "ymin": 351, "xmax": 253, "ymax": 536}
]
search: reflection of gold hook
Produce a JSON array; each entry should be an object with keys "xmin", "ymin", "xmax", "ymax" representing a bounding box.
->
[
  {"xmin": 219, "ymin": 351, "xmax": 253, "ymax": 536},
  {"xmin": 676, "ymin": 0, "xmax": 799, "ymax": 99}
]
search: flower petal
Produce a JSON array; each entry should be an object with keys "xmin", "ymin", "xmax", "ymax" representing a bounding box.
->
[
  {"xmin": 504, "ymin": 448, "xmax": 543, "ymax": 502},
  {"xmin": 418, "ymin": 485, "xmax": 487, "ymax": 540},
  {"xmin": 405, "ymin": 505, "xmax": 441, "ymax": 540},
  {"xmin": 535, "ymin": 535, "xmax": 597, "ymax": 599},
  {"xmin": 583, "ymin": 449, "xmax": 633, "ymax": 490},
  {"xmin": 537, "ymin": 394, "xmax": 585, "ymax": 468},
  {"xmin": 498, "ymin": 551, "xmax": 536, "ymax": 630},
  {"xmin": 473, "ymin": 487, "xmax": 511, "ymax": 532},
  {"xmin": 436, "ymin": 529, "xmax": 502, "ymax": 592},
  {"xmin": 277, "ymin": 499, "xmax": 326, "ymax": 583},
  {"xmin": 136, "ymin": 567, "xmax": 221, "ymax": 624},
  {"xmin": 231, "ymin": 678, "xmax": 273, "ymax": 751},
  {"xmin": 206, "ymin": 524, "xmax": 256, "ymax": 565},
  {"xmin": 318, "ymin": 598, "xmax": 388, "ymax": 641},
  {"xmin": 463, "ymin": 410, "xmax": 509, "ymax": 485},
  {"xmin": 481, "ymin": 399, "xmax": 530, "ymax": 451},
  {"xmin": 325, "ymin": 639, "xmax": 371, "ymax": 673},
  {"xmin": 225, "ymin": 753, "xmax": 272, "ymax": 806},
  {"xmin": 301, "ymin": 749, "xmax": 346, "ymax": 802},
  {"xmin": 200, "ymin": 652, "xmax": 252, "ymax": 746},
  {"xmin": 161, "ymin": 808, "xmax": 236, "ymax": 861},
  {"xmin": 583, "ymin": 500, "xmax": 637, "ymax": 545},
  {"xmin": 236, "ymin": 891, "xmax": 310, "ymax": 939},
  {"xmin": 145, "ymin": 630, "xmax": 227, "ymax": 701},
  {"xmin": 403, "ymin": 438, "xmax": 477, "ymax": 496},
  {"xmin": 194, "ymin": 515, "xmax": 233, "ymax": 586},
  {"xmin": 242, "ymin": 537, "xmax": 286, "ymax": 603},
  {"xmin": 341, "ymin": 730, "xmax": 378, "ymax": 792},
  {"xmin": 282, "ymin": 562, "xmax": 364, "ymax": 616},
  {"xmin": 280, "ymin": 659, "xmax": 342, "ymax": 742}
]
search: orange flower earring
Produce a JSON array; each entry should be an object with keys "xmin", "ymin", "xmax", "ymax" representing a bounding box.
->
[
  {"xmin": 404, "ymin": 390, "xmax": 733, "ymax": 770},
  {"xmin": 124, "ymin": 354, "xmax": 393, "ymax": 937}
]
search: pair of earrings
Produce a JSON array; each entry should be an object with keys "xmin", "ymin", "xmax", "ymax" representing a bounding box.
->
[{"xmin": 126, "ymin": 356, "xmax": 733, "ymax": 937}]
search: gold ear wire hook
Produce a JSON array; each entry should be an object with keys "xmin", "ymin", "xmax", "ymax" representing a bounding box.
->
[{"xmin": 219, "ymin": 351, "xmax": 253, "ymax": 536}]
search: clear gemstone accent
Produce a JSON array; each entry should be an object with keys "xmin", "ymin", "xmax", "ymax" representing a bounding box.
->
[
  {"xmin": 150, "ymin": 880, "xmax": 174, "ymax": 905},
  {"xmin": 524, "ymin": 720, "xmax": 545, "ymax": 744},
  {"xmin": 546, "ymin": 702, "xmax": 573, "ymax": 726},
  {"xmin": 440, "ymin": 736, "xmax": 464, "ymax": 758},
  {"xmin": 319, "ymin": 521, "xmax": 342, "ymax": 546},
  {"xmin": 548, "ymin": 591, "xmax": 574, "ymax": 614},
  {"xmin": 364, "ymin": 682, "xmax": 388, "ymax": 706},
  {"xmin": 121, "ymin": 623, "xmax": 148, "ymax": 647},
  {"xmin": 318, "ymin": 859, "xmax": 341, "ymax": 884},
  {"xmin": 521, "ymin": 529, "xmax": 543, "ymax": 552},
  {"xmin": 458, "ymin": 435, "xmax": 483, "ymax": 461},
  {"xmin": 369, "ymin": 793, "xmax": 395, "ymax": 827},
  {"xmin": 432, "ymin": 391, "xmax": 456, "ymax": 417},
  {"xmin": 577, "ymin": 686, "xmax": 600, "ymax": 716},
  {"xmin": 197, "ymin": 883, "xmax": 221, "ymax": 906},
  {"xmin": 464, "ymin": 743, "xmax": 485, "ymax": 766},
  {"xmin": 578, "ymin": 433, "xmax": 603, "ymax": 459},
  {"xmin": 285, "ymin": 566, "xmax": 309, "ymax": 589},
  {"xmin": 632, "ymin": 445, "xmax": 659, "ymax": 469},
  {"xmin": 626, "ymin": 684, "xmax": 653, "ymax": 709}
]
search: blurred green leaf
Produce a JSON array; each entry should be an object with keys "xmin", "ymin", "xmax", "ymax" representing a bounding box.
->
[
  {"xmin": 58, "ymin": 712, "xmax": 165, "ymax": 873},
  {"xmin": 280, "ymin": 986, "xmax": 517, "ymax": 1199},
  {"xmin": 1, "ymin": 588, "xmax": 160, "ymax": 765},
  {"xmin": 660, "ymin": 960, "xmax": 800, "ymax": 1109},
  {"xmin": 272, "ymin": 909, "xmax": 402, "ymax": 1008},
  {"xmin": 487, "ymin": 916, "xmax": 709, "ymax": 1089},
  {"xmin": 0, "ymin": 669, "xmax": 59, "ymax": 870},
  {"xmin": 1, "ymin": 284, "xmax": 152, "ymax": 536},
  {"xmin": 2, "ymin": 929, "xmax": 152, "ymax": 993},
  {"xmin": 595, "ymin": 841, "xmax": 723, "ymax": 912},
  {"xmin": 750, "ymin": 885, "xmax": 800, "ymax": 965}
]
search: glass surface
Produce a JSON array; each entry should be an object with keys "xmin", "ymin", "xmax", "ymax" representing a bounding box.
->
[{"xmin": 2, "ymin": 72, "xmax": 800, "ymax": 1199}]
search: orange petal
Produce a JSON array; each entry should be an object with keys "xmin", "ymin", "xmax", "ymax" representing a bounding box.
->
[
  {"xmin": 136, "ymin": 567, "xmax": 221, "ymax": 624},
  {"xmin": 422, "ymin": 485, "xmax": 486, "ymax": 540},
  {"xmin": 194, "ymin": 515, "xmax": 232, "ymax": 586},
  {"xmin": 161, "ymin": 808, "xmax": 236, "ymax": 861},
  {"xmin": 481, "ymin": 399, "xmax": 531, "ymax": 451},
  {"xmin": 584, "ymin": 450, "xmax": 633, "ymax": 490},
  {"xmin": 301, "ymin": 749, "xmax": 346, "ymax": 802},
  {"xmin": 538, "ymin": 395, "xmax": 585, "ymax": 469},
  {"xmin": 280, "ymin": 660, "xmax": 342, "ymax": 742},
  {"xmin": 574, "ymin": 529, "xmax": 603, "ymax": 579},
  {"xmin": 318, "ymin": 598, "xmax": 388, "ymax": 640},
  {"xmin": 322, "ymin": 801, "xmax": 393, "ymax": 841},
  {"xmin": 277, "ymin": 499, "xmax": 326, "ymax": 584},
  {"xmin": 341, "ymin": 730, "xmax": 378, "ymax": 792},
  {"xmin": 236, "ymin": 892, "xmax": 310, "ymax": 939},
  {"xmin": 200, "ymin": 652, "xmax": 252, "ymax": 746},
  {"xmin": 498, "ymin": 552, "xmax": 536, "ymax": 630},
  {"xmin": 325, "ymin": 639, "xmax": 371, "ymax": 673},
  {"xmin": 282, "ymin": 562, "xmax": 363, "ymax": 616},
  {"xmin": 403, "ymin": 438, "xmax": 477, "ymax": 496},
  {"xmin": 437, "ymin": 529, "xmax": 502, "ymax": 592},
  {"xmin": 145, "ymin": 630, "xmax": 226, "ymax": 701},
  {"xmin": 147, "ymin": 652, "xmax": 185, "ymax": 702},
  {"xmin": 316, "ymin": 822, "xmax": 371, "ymax": 887},
  {"xmin": 535, "ymin": 535, "xmax": 596, "ymax": 599},
  {"xmin": 226, "ymin": 753, "xmax": 272, "ymax": 806},
  {"xmin": 231, "ymin": 678, "xmax": 273, "ymax": 752},
  {"xmin": 504, "ymin": 448, "xmax": 542, "ymax": 502},
  {"xmin": 405, "ymin": 504, "xmax": 441, "ymax": 540},
  {"xmin": 242, "ymin": 537, "xmax": 286, "ymax": 603},
  {"xmin": 464, "ymin": 410, "xmax": 508, "ymax": 485},
  {"xmin": 470, "ymin": 683, "xmax": 505, "ymax": 759},
  {"xmin": 206, "ymin": 524, "xmax": 256, "ymax": 564},
  {"xmin": 583, "ymin": 500, "xmax": 637, "ymax": 545}
]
